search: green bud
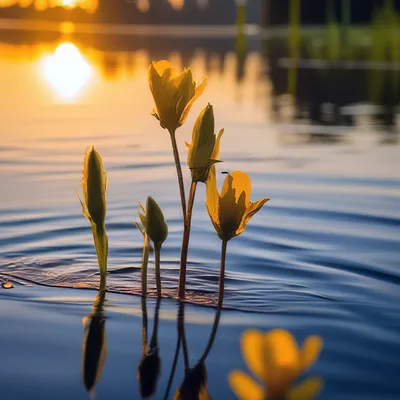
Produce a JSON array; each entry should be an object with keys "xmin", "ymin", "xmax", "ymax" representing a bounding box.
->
[
  {"xmin": 145, "ymin": 196, "xmax": 168, "ymax": 247},
  {"xmin": 78, "ymin": 146, "xmax": 108, "ymax": 291},
  {"xmin": 81, "ymin": 146, "xmax": 107, "ymax": 228},
  {"xmin": 187, "ymin": 103, "xmax": 221, "ymax": 183}
]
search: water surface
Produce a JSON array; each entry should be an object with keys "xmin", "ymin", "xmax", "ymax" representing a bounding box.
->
[{"xmin": 0, "ymin": 24, "xmax": 399, "ymax": 398}]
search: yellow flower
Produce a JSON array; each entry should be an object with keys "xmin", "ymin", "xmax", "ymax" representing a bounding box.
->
[
  {"xmin": 186, "ymin": 103, "xmax": 224, "ymax": 183},
  {"xmin": 148, "ymin": 60, "xmax": 207, "ymax": 132},
  {"xmin": 229, "ymin": 329, "xmax": 324, "ymax": 400},
  {"xmin": 206, "ymin": 170, "xmax": 269, "ymax": 241}
]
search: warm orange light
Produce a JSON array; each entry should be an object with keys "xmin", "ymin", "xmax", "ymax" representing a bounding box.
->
[
  {"xmin": 42, "ymin": 42, "xmax": 92, "ymax": 99},
  {"xmin": 62, "ymin": 0, "xmax": 76, "ymax": 6}
]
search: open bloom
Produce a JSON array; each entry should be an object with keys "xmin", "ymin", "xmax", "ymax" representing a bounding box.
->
[
  {"xmin": 229, "ymin": 329, "xmax": 323, "ymax": 400},
  {"xmin": 206, "ymin": 170, "xmax": 269, "ymax": 241},
  {"xmin": 186, "ymin": 103, "xmax": 224, "ymax": 183},
  {"xmin": 148, "ymin": 60, "xmax": 207, "ymax": 132}
]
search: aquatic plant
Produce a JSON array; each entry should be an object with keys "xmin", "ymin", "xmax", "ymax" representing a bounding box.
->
[
  {"xmin": 136, "ymin": 196, "xmax": 168, "ymax": 297},
  {"xmin": 135, "ymin": 206, "xmax": 150, "ymax": 297},
  {"xmin": 148, "ymin": 60, "xmax": 207, "ymax": 299},
  {"xmin": 206, "ymin": 170, "xmax": 269, "ymax": 306},
  {"xmin": 229, "ymin": 329, "xmax": 323, "ymax": 400},
  {"xmin": 179, "ymin": 104, "xmax": 224, "ymax": 298},
  {"xmin": 78, "ymin": 146, "xmax": 108, "ymax": 292},
  {"xmin": 148, "ymin": 60, "xmax": 207, "ymax": 218},
  {"xmin": 81, "ymin": 290, "xmax": 107, "ymax": 396}
]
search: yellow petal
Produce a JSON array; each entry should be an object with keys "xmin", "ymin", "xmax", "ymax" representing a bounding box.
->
[
  {"xmin": 219, "ymin": 173, "xmax": 247, "ymax": 240},
  {"xmin": 229, "ymin": 371, "xmax": 264, "ymax": 400},
  {"xmin": 212, "ymin": 128, "xmax": 224, "ymax": 160},
  {"xmin": 221, "ymin": 171, "xmax": 251, "ymax": 205},
  {"xmin": 287, "ymin": 377, "xmax": 324, "ymax": 400},
  {"xmin": 241, "ymin": 330, "xmax": 266, "ymax": 381},
  {"xmin": 236, "ymin": 197, "xmax": 270, "ymax": 236},
  {"xmin": 152, "ymin": 60, "xmax": 172, "ymax": 76},
  {"xmin": 148, "ymin": 63, "xmax": 170, "ymax": 120},
  {"xmin": 299, "ymin": 336, "xmax": 323, "ymax": 373},
  {"xmin": 179, "ymin": 76, "xmax": 207, "ymax": 126},
  {"xmin": 205, "ymin": 162, "xmax": 220, "ymax": 233},
  {"xmin": 176, "ymin": 69, "xmax": 195, "ymax": 118},
  {"xmin": 264, "ymin": 329, "xmax": 299, "ymax": 375}
]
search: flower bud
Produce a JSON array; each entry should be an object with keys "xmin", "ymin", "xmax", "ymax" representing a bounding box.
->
[
  {"xmin": 187, "ymin": 104, "xmax": 223, "ymax": 183},
  {"xmin": 142, "ymin": 196, "xmax": 168, "ymax": 247}
]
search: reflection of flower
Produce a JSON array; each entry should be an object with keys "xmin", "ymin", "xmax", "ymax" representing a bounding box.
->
[
  {"xmin": 229, "ymin": 329, "xmax": 323, "ymax": 400},
  {"xmin": 206, "ymin": 170, "xmax": 269, "ymax": 241},
  {"xmin": 173, "ymin": 362, "xmax": 210, "ymax": 400},
  {"xmin": 148, "ymin": 60, "xmax": 207, "ymax": 132}
]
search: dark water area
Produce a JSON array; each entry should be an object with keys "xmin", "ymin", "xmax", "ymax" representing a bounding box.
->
[
  {"xmin": 0, "ymin": 287, "xmax": 399, "ymax": 400},
  {"xmin": 0, "ymin": 19, "xmax": 399, "ymax": 399}
]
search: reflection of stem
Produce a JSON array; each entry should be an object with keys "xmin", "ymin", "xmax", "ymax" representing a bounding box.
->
[
  {"xmin": 218, "ymin": 240, "xmax": 228, "ymax": 308},
  {"xmin": 178, "ymin": 302, "xmax": 190, "ymax": 370},
  {"xmin": 141, "ymin": 234, "xmax": 150, "ymax": 296},
  {"xmin": 178, "ymin": 181, "xmax": 198, "ymax": 299},
  {"xmin": 163, "ymin": 324, "xmax": 181, "ymax": 400},
  {"xmin": 141, "ymin": 297, "xmax": 148, "ymax": 355},
  {"xmin": 199, "ymin": 307, "xmax": 222, "ymax": 364},
  {"xmin": 169, "ymin": 130, "xmax": 187, "ymax": 217},
  {"xmin": 154, "ymin": 244, "xmax": 162, "ymax": 298},
  {"xmin": 150, "ymin": 298, "xmax": 161, "ymax": 350}
]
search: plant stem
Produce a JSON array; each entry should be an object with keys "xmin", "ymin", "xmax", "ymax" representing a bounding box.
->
[
  {"xmin": 218, "ymin": 240, "xmax": 228, "ymax": 308},
  {"xmin": 178, "ymin": 181, "xmax": 197, "ymax": 299},
  {"xmin": 100, "ymin": 272, "xmax": 106, "ymax": 293},
  {"xmin": 169, "ymin": 130, "xmax": 187, "ymax": 217},
  {"xmin": 141, "ymin": 234, "xmax": 150, "ymax": 296},
  {"xmin": 154, "ymin": 244, "xmax": 162, "ymax": 298}
]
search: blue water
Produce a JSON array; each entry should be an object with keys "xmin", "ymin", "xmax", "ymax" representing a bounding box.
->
[{"xmin": 0, "ymin": 27, "xmax": 399, "ymax": 398}]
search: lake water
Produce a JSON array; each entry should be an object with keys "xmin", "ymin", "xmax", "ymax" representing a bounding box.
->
[{"xmin": 0, "ymin": 24, "xmax": 399, "ymax": 399}]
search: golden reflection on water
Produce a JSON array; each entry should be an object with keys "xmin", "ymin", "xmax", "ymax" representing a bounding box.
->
[
  {"xmin": 0, "ymin": 0, "xmax": 98, "ymax": 12},
  {"xmin": 41, "ymin": 42, "xmax": 92, "ymax": 99}
]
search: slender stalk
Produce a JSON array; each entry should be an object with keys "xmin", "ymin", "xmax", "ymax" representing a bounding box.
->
[
  {"xmin": 169, "ymin": 130, "xmax": 187, "ymax": 217},
  {"xmin": 218, "ymin": 240, "xmax": 228, "ymax": 308},
  {"xmin": 99, "ymin": 272, "xmax": 106, "ymax": 293},
  {"xmin": 178, "ymin": 181, "xmax": 198, "ymax": 299},
  {"xmin": 154, "ymin": 244, "xmax": 162, "ymax": 298},
  {"xmin": 141, "ymin": 233, "xmax": 150, "ymax": 296},
  {"xmin": 178, "ymin": 302, "xmax": 190, "ymax": 370},
  {"xmin": 199, "ymin": 307, "xmax": 222, "ymax": 364}
]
